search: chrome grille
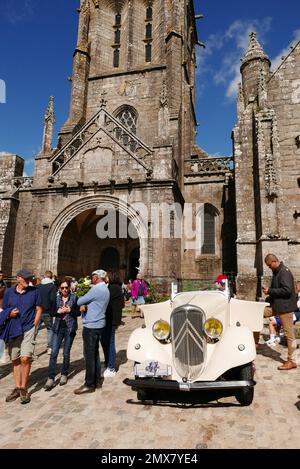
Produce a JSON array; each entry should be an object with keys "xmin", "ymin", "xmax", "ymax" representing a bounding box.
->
[{"xmin": 171, "ymin": 305, "xmax": 206, "ymax": 381}]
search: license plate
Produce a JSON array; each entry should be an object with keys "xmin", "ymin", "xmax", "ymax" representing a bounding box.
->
[{"xmin": 134, "ymin": 360, "xmax": 172, "ymax": 378}]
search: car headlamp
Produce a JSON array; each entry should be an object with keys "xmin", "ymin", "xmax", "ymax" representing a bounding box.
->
[
  {"xmin": 204, "ymin": 318, "xmax": 223, "ymax": 339},
  {"xmin": 152, "ymin": 320, "xmax": 171, "ymax": 341}
]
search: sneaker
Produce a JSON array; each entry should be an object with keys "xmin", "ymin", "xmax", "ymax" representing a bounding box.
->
[
  {"xmin": 265, "ymin": 338, "xmax": 279, "ymax": 347},
  {"xmin": 47, "ymin": 348, "xmax": 52, "ymax": 355},
  {"xmin": 103, "ymin": 368, "xmax": 116, "ymax": 378},
  {"xmin": 5, "ymin": 388, "xmax": 20, "ymax": 403},
  {"xmin": 44, "ymin": 378, "xmax": 55, "ymax": 391},
  {"xmin": 60, "ymin": 375, "xmax": 68, "ymax": 386},
  {"xmin": 19, "ymin": 388, "xmax": 31, "ymax": 405}
]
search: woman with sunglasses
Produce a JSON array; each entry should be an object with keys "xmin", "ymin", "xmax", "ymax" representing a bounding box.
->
[{"xmin": 44, "ymin": 280, "xmax": 80, "ymax": 390}]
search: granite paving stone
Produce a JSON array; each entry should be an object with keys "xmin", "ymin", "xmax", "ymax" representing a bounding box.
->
[{"xmin": 1, "ymin": 318, "xmax": 300, "ymax": 449}]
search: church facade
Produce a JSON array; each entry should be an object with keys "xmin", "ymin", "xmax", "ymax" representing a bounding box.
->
[{"xmin": 0, "ymin": 0, "xmax": 299, "ymax": 299}]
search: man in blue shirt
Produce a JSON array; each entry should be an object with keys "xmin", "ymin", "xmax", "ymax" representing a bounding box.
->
[
  {"xmin": 1, "ymin": 270, "xmax": 43, "ymax": 404},
  {"xmin": 75, "ymin": 269, "xmax": 110, "ymax": 394}
]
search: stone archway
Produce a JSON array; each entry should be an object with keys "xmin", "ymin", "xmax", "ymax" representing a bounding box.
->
[
  {"xmin": 101, "ymin": 247, "xmax": 120, "ymax": 272},
  {"xmin": 46, "ymin": 195, "xmax": 148, "ymax": 278}
]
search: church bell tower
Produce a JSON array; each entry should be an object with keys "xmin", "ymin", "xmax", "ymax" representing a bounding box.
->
[{"xmin": 58, "ymin": 0, "xmax": 199, "ymax": 184}]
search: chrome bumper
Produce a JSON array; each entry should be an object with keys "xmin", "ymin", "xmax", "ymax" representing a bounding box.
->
[{"xmin": 123, "ymin": 378, "xmax": 256, "ymax": 392}]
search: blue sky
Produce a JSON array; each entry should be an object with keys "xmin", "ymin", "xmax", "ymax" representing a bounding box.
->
[{"xmin": 0, "ymin": 0, "xmax": 300, "ymax": 175}]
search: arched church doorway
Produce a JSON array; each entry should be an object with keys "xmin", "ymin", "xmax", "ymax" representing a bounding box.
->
[
  {"xmin": 129, "ymin": 247, "xmax": 140, "ymax": 280},
  {"xmin": 57, "ymin": 208, "xmax": 140, "ymax": 281},
  {"xmin": 101, "ymin": 247, "xmax": 120, "ymax": 272}
]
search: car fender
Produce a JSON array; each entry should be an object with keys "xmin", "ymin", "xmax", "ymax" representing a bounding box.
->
[
  {"xmin": 127, "ymin": 327, "xmax": 172, "ymax": 365},
  {"xmin": 229, "ymin": 298, "xmax": 268, "ymax": 331},
  {"xmin": 199, "ymin": 326, "xmax": 256, "ymax": 381}
]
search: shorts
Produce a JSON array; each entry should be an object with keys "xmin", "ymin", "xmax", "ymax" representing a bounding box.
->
[
  {"xmin": 132, "ymin": 296, "xmax": 145, "ymax": 306},
  {"xmin": 294, "ymin": 311, "xmax": 300, "ymax": 322},
  {"xmin": 8, "ymin": 327, "xmax": 36, "ymax": 361}
]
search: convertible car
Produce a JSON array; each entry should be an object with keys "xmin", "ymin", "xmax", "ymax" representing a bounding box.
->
[{"xmin": 124, "ymin": 289, "xmax": 267, "ymax": 406}]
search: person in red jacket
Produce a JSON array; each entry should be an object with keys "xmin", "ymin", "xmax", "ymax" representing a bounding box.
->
[{"xmin": 215, "ymin": 274, "xmax": 228, "ymax": 292}]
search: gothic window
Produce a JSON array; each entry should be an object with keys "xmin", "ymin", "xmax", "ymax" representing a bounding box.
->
[
  {"xmin": 202, "ymin": 211, "xmax": 215, "ymax": 254},
  {"xmin": 114, "ymin": 29, "xmax": 121, "ymax": 45},
  {"xmin": 145, "ymin": 23, "xmax": 152, "ymax": 39},
  {"xmin": 198, "ymin": 204, "xmax": 218, "ymax": 255},
  {"xmin": 113, "ymin": 48, "xmax": 120, "ymax": 68},
  {"xmin": 146, "ymin": 6, "xmax": 153, "ymax": 21},
  {"xmin": 114, "ymin": 107, "xmax": 138, "ymax": 151},
  {"xmin": 117, "ymin": 108, "xmax": 137, "ymax": 135},
  {"xmin": 115, "ymin": 14, "xmax": 121, "ymax": 27},
  {"xmin": 112, "ymin": 13, "xmax": 121, "ymax": 68},
  {"xmin": 144, "ymin": 4, "xmax": 153, "ymax": 62},
  {"xmin": 145, "ymin": 43, "xmax": 152, "ymax": 62}
]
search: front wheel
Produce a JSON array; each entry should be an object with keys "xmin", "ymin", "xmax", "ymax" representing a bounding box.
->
[
  {"xmin": 234, "ymin": 363, "xmax": 254, "ymax": 406},
  {"xmin": 137, "ymin": 389, "xmax": 152, "ymax": 402},
  {"xmin": 134, "ymin": 362, "xmax": 157, "ymax": 403}
]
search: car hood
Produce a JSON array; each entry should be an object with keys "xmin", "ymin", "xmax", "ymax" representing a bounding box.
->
[{"xmin": 140, "ymin": 291, "xmax": 228, "ymax": 329}]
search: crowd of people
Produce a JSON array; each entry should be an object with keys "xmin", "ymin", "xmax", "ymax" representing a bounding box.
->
[
  {"xmin": 0, "ymin": 254, "xmax": 299, "ymax": 405},
  {"xmin": 0, "ymin": 268, "xmax": 148, "ymax": 404}
]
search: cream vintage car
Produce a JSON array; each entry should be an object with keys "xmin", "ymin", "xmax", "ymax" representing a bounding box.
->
[{"xmin": 124, "ymin": 288, "xmax": 267, "ymax": 406}]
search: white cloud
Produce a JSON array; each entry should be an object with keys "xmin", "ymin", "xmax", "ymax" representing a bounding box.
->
[
  {"xmin": 271, "ymin": 29, "xmax": 300, "ymax": 71},
  {"xmin": 218, "ymin": 18, "xmax": 272, "ymax": 100},
  {"xmin": 1, "ymin": 0, "xmax": 34, "ymax": 25},
  {"xmin": 196, "ymin": 17, "xmax": 273, "ymax": 100}
]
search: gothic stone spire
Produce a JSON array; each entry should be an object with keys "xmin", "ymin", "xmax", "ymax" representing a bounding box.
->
[
  {"xmin": 41, "ymin": 96, "xmax": 55, "ymax": 155},
  {"xmin": 241, "ymin": 32, "xmax": 271, "ymax": 69}
]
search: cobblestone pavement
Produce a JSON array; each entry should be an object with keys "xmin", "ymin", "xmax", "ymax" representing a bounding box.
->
[{"xmin": 1, "ymin": 316, "xmax": 300, "ymax": 450}]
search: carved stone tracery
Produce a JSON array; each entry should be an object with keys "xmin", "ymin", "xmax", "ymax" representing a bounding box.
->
[
  {"xmin": 185, "ymin": 157, "xmax": 233, "ymax": 175},
  {"xmin": 50, "ymin": 106, "xmax": 153, "ymax": 179},
  {"xmin": 160, "ymin": 80, "xmax": 168, "ymax": 108},
  {"xmin": 256, "ymin": 112, "xmax": 278, "ymax": 198},
  {"xmin": 13, "ymin": 177, "xmax": 33, "ymax": 190}
]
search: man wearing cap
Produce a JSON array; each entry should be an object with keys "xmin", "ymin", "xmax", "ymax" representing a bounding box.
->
[
  {"xmin": 74, "ymin": 269, "xmax": 110, "ymax": 394},
  {"xmin": 0, "ymin": 270, "xmax": 43, "ymax": 404}
]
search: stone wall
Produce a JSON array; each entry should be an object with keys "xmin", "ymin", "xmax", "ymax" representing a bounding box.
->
[
  {"xmin": 234, "ymin": 38, "xmax": 300, "ymax": 299},
  {"xmin": 11, "ymin": 183, "xmax": 182, "ymax": 285},
  {"xmin": 182, "ymin": 159, "xmax": 236, "ymax": 281},
  {"xmin": 0, "ymin": 154, "xmax": 24, "ymax": 275}
]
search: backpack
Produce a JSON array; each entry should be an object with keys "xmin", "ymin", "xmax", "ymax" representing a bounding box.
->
[{"xmin": 138, "ymin": 281, "xmax": 144, "ymax": 297}]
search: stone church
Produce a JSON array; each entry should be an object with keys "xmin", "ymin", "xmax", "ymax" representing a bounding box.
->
[
  {"xmin": 0, "ymin": 0, "xmax": 299, "ymax": 299},
  {"xmin": 234, "ymin": 32, "xmax": 300, "ymax": 299}
]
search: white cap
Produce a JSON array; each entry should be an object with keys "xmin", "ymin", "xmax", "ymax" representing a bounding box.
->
[{"xmin": 92, "ymin": 269, "xmax": 107, "ymax": 279}]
